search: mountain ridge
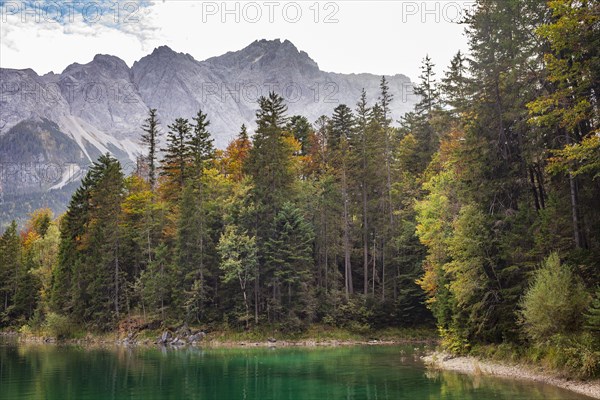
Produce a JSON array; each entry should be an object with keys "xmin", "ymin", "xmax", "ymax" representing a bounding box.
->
[{"xmin": 0, "ymin": 39, "xmax": 418, "ymax": 227}]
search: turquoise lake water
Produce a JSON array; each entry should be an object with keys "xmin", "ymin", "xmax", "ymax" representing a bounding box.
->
[{"xmin": 0, "ymin": 341, "xmax": 592, "ymax": 399}]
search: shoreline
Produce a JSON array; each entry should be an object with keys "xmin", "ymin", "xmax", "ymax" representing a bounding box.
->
[
  {"xmin": 2, "ymin": 331, "xmax": 438, "ymax": 349},
  {"xmin": 422, "ymin": 352, "xmax": 600, "ymax": 399}
]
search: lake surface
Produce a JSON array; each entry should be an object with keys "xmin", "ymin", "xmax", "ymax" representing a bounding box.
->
[{"xmin": 0, "ymin": 340, "xmax": 592, "ymax": 400}]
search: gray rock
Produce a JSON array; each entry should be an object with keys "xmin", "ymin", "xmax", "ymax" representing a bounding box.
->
[
  {"xmin": 170, "ymin": 337, "xmax": 185, "ymax": 346},
  {"xmin": 159, "ymin": 330, "xmax": 172, "ymax": 344},
  {"xmin": 188, "ymin": 331, "xmax": 206, "ymax": 343}
]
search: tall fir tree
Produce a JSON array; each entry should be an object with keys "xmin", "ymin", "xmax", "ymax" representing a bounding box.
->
[
  {"xmin": 329, "ymin": 104, "xmax": 355, "ymax": 298},
  {"xmin": 141, "ymin": 108, "xmax": 160, "ymax": 190},
  {"xmin": 160, "ymin": 118, "xmax": 193, "ymax": 199},
  {"xmin": 264, "ymin": 203, "xmax": 315, "ymax": 327}
]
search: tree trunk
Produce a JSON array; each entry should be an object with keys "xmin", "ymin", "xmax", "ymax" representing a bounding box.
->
[
  {"xmin": 114, "ymin": 248, "xmax": 120, "ymax": 319},
  {"xmin": 240, "ymin": 277, "xmax": 249, "ymax": 329},
  {"xmin": 381, "ymin": 238, "xmax": 386, "ymax": 302},
  {"xmin": 569, "ymin": 172, "xmax": 582, "ymax": 248},
  {"xmin": 372, "ymin": 238, "xmax": 376, "ymax": 296},
  {"xmin": 342, "ymin": 168, "xmax": 353, "ymax": 299},
  {"xmin": 254, "ymin": 277, "xmax": 259, "ymax": 325},
  {"xmin": 363, "ymin": 185, "xmax": 369, "ymax": 295}
]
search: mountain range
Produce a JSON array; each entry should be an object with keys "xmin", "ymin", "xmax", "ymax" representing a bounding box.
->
[{"xmin": 0, "ymin": 39, "xmax": 418, "ymax": 227}]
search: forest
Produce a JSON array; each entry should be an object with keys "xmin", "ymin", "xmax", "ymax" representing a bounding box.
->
[{"xmin": 1, "ymin": 0, "xmax": 599, "ymax": 378}]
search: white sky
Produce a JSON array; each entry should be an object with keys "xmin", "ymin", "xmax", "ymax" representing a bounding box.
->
[{"xmin": 0, "ymin": 1, "xmax": 472, "ymax": 82}]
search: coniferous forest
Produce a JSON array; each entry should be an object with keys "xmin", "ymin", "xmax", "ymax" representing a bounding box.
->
[{"xmin": 1, "ymin": 0, "xmax": 599, "ymax": 379}]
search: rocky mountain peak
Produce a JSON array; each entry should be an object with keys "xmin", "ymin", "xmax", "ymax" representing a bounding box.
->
[
  {"xmin": 91, "ymin": 54, "xmax": 130, "ymax": 71},
  {"xmin": 150, "ymin": 45, "xmax": 178, "ymax": 57},
  {"xmin": 61, "ymin": 54, "xmax": 130, "ymax": 80},
  {"xmin": 206, "ymin": 39, "xmax": 319, "ymax": 72},
  {"xmin": 133, "ymin": 45, "xmax": 198, "ymax": 74}
]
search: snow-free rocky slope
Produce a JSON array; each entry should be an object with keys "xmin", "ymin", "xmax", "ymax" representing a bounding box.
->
[{"xmin": 0, "ymin": 39, "xmax": 417, "ymax": 226}]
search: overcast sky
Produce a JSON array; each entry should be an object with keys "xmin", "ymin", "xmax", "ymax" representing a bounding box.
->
[{"xmin": 0, "ymin": 0, "xmax": 472, "ymax": 82}]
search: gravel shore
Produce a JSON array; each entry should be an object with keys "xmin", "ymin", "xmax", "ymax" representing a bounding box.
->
[{"xmin": 423, "ymin": 352, "xmax": 600, "ymax": 399}]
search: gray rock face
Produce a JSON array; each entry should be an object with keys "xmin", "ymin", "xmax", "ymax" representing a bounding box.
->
[
  {"xmin": 55, "ymin": 54, "xmax": 148, "ymax": 142},
  {"xmin": 0, "ymin": 39, "xmax": 418, "ymax": 227},
  {"xmin": 2, "ymin": 38, "xmax": 417, "ymax": 156}
]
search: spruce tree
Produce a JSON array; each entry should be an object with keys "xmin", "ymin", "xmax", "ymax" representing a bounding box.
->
[
  {"xmin": 189, "ymin": 109, "xmax": 215, "ymax": 177},
  {"xmin": 256, "ymin": 91, "xmax": 289, "ymax": 130},
  {"xmin": 52, "ymin": 154, "xmax": 124, "ymax": 329},
  {"xmin": 264, "ymin": 203, "xmax": 315, "ymax": 327},
  {"xmin": 439, "ymin": 51, "xmax": 470, "ymax": 119},
  {"xmin": 0, "ymin": 221, "xmax": 21, "ymax": 325},
  {"xmin": 287, "ymin": 115, "xmax": 312, "ymax": 156},
  {"xmin": 141, "ymin": 108, "xmax": 160, "ymax": 190},
  {"xmin": 353, "ymin": 90, "xmax": 372, "ymax": 296},
  {"xmin": 85, "ymin": 154, "xmax": 125, "ymax": 327},
  {"xmin": 161, "ymin": 118, "xmax": 192, "ymax": 197},
  {"xmin": 378, "ymin": 76, "xmax": 395, "ymax": 301},
  {"xmin": 245, "ymin": 91, "xmax": 297, "ymax": 320},
  {"xmin": 329, "ymin": 104, "xmax": 356, "ymax": 299},
  {"xmin": 177, "ymin": 184, "xmax": 209, "ymax": 323},
  {"xmin": 137, "ymin": 243, "xmax": 175, "ymax": 321}
]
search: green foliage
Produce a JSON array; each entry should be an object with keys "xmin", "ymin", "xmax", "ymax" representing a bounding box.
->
[
  {"xmin": 42, "ymin": 312, "xmax": 77, "ymax": 339},
  {"xmin": 439, "ymin": 326, "xmax": 471, "ymax": 355},
  {"xmin": 50, "ymin": 154, "xmax": 125, "ymax": 330},
  {"xmin": 136, "ymin": 244, "xmax": 176, "ymax": 321},
  {"xmin": 320, "ymin": 294, "xmax": 372, "ymax": 333},
  {"xmin": 218, "ymin": 224, "xmax": 258, "ymax": 328},
  {"xmin": 160, "ymin": 117, "xmax": 193, "ymax": 197},
  {"xmin": 519, "ymin": 253, "xmax": 590, "ymax": 342},
  {"xmin": 0, "ymin": 221, "xmax": 21, "ymax": 325},
  {"xmin": 264, "ymin": 202, "xmax": 315, "ymax": 327},
  {"xmin": 188, "ymin": 108, "xmax": 215, "ymax": 176},
  {"xmin": 545, "ymin": 333, "xmax": 600, "ymax": 378},
  {"xmin": 547, "ymin": 135, "xmax": 600, "ymax": 180},
  {"xmin": 585, "ymin": 286, "xmax": 600, "ymax": 333}
]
